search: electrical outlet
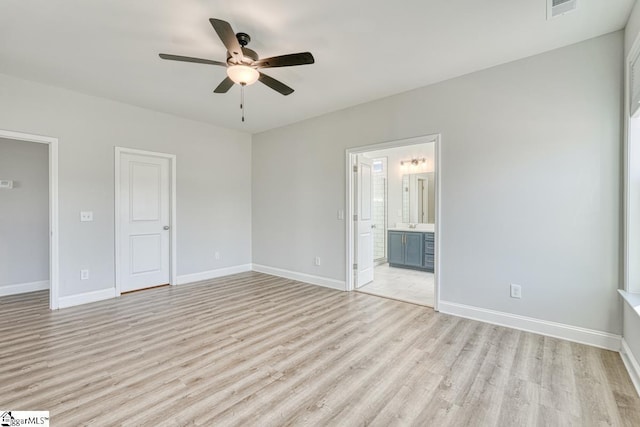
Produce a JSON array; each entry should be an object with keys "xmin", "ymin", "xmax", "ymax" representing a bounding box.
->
[
  {"xmin": 215, "ymin": 251, "xmax": 220, "ymax": 260},
  {"xmin": 510, "ymin": 283, "xmax": 522, "ymax": 299},
  {"xmin": 314, "ymin": 256, "xmax": 321, "ymax": 266},
  {"xmin": 80, "ymin": 211, "xmax": 93, "ymax": 222},
  {"xmin": 337, "ymin": 209, "xmax": 344, "ymax": 220},
  {"xmin": 80, "ymin": 269, "xmax": 89, "ymax": 280}
]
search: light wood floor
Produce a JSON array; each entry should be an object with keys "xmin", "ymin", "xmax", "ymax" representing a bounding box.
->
[{"xmin": 1, "ymin": 272, "xmax": 639, "ymax": 426}]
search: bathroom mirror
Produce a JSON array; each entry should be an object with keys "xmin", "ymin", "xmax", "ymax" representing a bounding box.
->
[{"xmin": 402, "ymin": 173, "xmax": 435, "ymax": 223}]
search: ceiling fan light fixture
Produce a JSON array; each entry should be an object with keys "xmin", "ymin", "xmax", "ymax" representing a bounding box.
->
[{"xmin": 227, "ymin": 65, "xmax": 259, "ymax": 85}]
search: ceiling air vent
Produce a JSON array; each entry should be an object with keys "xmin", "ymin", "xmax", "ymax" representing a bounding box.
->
[{"xmin": 547, "ymin": 0, "xmax": 577, "ymax": 20}]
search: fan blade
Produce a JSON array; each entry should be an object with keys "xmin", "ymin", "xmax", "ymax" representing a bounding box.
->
[
  {"xmin": 253, "ymin": 52, "xmax": 315, "ymax": 69},
  {"xmin": 258, "ymin": 72, "xmax": 294, "ymax": 96},
  {"xmin": 159, "ymin": 54, "xmax": 226, "ymax": 67},
  {"xmin": 209, "ymin": 18, "xmax": 243, "ymax": 63},
  {"xmin": 214, "ymin": 77, "xmax": 235, "ymax": 93}
]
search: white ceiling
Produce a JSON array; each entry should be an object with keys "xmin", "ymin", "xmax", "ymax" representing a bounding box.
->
[{"xmin": 0, "ymin": 0, "xmax": 635, "ymax": 133}]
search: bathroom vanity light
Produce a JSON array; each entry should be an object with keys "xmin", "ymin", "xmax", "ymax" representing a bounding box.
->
[{"xmin": 400, "ymin": 158, "xmax": 426, "ymax": 166}]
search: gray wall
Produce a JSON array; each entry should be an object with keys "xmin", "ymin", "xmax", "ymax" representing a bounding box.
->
[
  {"xmin": 0, "ymin": 73, "xmax": 252, "ymax": 298},
  {"xmin": 253, "ymin": 32, "xmax": 623, "ymax": 334},
  {"xmin": 0, "ymin": 138, "xmax": 49, "ymax": 287}
]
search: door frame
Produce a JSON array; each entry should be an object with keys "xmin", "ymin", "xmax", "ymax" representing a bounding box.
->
[
  {"xmin": 345, "ymin": 134, "xmax": 442, "ymax": 311},
  {"xmin": 114, "ymin": 147, "xmax": 177, "ymax": 296},
  {"xmin": 0, "ymin": 129, "xmax": 59, "ymax": 310}
]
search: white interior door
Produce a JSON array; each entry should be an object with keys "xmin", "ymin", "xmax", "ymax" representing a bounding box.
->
[
  {"xmin": 356, "ymin": 155, "xmax": 374, "ymax": 287},
  {"xmin": 119, "ymin": 152, "xmax": 171, "ymax": 292}
]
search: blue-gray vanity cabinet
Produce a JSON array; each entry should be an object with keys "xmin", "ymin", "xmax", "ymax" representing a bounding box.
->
[{"xmin": 388, "ymin": 230, "xmax": 434, "ymax": 272}]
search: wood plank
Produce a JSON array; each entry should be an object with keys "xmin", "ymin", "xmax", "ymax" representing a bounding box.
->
[{"xmin": 0, "ymin": 272, "xmax": 638, "ymax": 426}]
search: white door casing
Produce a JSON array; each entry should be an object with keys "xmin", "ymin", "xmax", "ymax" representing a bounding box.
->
[
  {"xmin": 356, "ymin": 155, "xmax": 374, "ymax": 287},
  {"xmin": 118, "ymin": 152, "xmax": 171, "ymax": 292},
  {"xmin": 0, "ymin": 129, "xmax": 59, "ymax": 309}
]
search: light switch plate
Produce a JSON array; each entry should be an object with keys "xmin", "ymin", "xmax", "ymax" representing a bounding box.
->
[
  {"xmin": 0, "ymin": 180, "xmax": 13, "ymax": 189},
  {"xmin": 80, "ymin": 211, "xmax": 93, "ymax": 222},
  {"xmin": 510, "ymin": 284, "xmax": 522, "ymax": 299}
]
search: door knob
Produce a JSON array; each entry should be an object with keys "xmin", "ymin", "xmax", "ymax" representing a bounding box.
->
[{"xmin": 163, "ymin": 226, "xmax": 170, "ymax": 230}]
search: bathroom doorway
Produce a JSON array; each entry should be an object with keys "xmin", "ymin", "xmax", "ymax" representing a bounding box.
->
[{"xmin": 346, "ymin": 134, "xmax": 441, "ymax": 309}]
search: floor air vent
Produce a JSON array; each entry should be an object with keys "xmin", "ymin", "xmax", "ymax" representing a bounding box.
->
[{"xmin": 547, "ymin": 0, "xmax": 577, "ymax": 19}]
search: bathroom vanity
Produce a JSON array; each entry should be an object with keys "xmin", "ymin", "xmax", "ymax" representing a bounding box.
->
[{"xmin": 388, "ymin": 226, "xmax": 434, "ymax": 272}]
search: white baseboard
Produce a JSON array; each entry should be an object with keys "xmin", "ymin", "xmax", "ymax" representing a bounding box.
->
[
  {"xmin": 177, "ymin": 264, "xmax": 252, "ymax": 285},
  {"xmin": 252, "ymin": 264, "xmax": 345, "ymax": 291},
  {"xmin": 621, "ymin": 339, "xmax": 640, "ymax": 397},
  {"xmin": 0, "ymin": 280, "xmax": 49, "ymax": 297},
  {"xmin": 439, "ymin": 301, "xmax": 621, "ymax": 351},
  {"xmin": 58, "ymin": 288, "xmax": 116, "ymax": 309}
]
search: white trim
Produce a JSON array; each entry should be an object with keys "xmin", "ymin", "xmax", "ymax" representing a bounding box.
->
[
  {"xmin": 619, "ymin": 289, "xmax": 640, "ymax": 316},
  {"xmin": 252, "ymin": 264, "xmax": 346, "ymax": 291},
  {"xmin": 621, "ymin": 339, "xmax": 640, "ymax": 397},
  {"xmin": 624, "ymin": 36, "xmax": 632, "ymax": 292},
  {"xmin": 177, "ymin": 264, "xmax": 252, "ymax": 285},
  {"xmin": 434, "ymin": 135, "xmax": 441, "ymax": 310},
  {"xmin": 58, "ymin": 288, "xmax": 117, "ymax": 309},
  {"xmin": 345, "ymin": 134, "xmax": 442, "ymax": 311},
  {"xmin": 439, "ymin": 300, "xmax": 621, "ymax": 351},
  {"xmin": 621, "ymin": 19, "xmax": 640, "ymax": 400},
  {"xmin": 0, "ymin": 280, "xmax": 49, "ymax": 297},
  {"xmin": 0, "ymin": 129, "xmax": 57, "ymax": 144},
  {"xmin": 624, "ymin": 30, "xmax": 640, "ymax": 293},
  {"xmin": 0, "ymin": 129, "xmax": 59, "ymax": 310},
  {"xmin": 114, "ymin": 147, "xmax": 177, "ymax": 296},
  {"xmin": 170, "ymin": 153, "xmax": 177, "ymax": 288}
]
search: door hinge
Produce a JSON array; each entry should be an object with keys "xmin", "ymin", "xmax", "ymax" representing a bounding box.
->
[
  {"xmin": 353, "ymin": 263, "xmax": 358, "ymax": 269},
  {"xmin": 353, "ymin": 165, "xmax": 358, "ymax": 172}
]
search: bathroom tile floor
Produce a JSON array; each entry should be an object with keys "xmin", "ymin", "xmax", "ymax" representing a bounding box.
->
[{"xmin": 357, "ymin": 263, "xmax": 434, "ymax": 307}]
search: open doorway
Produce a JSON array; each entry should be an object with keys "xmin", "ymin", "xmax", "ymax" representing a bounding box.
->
[
  {"xmin": 346, "ymin": 135, "xmax": 440, "ymax": 308},
  {"xmin": 0, "ymin": 130, "xmax": 59, "ymax": 309}
]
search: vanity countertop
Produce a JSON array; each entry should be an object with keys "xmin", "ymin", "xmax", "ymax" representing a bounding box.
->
[{"xmin": 388, "ymin": 224, "xmax": 435, "ymax": 233}]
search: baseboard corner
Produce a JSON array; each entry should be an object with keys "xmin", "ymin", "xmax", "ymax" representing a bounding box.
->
[
  {"xmin": 58, "ymin": 287, "xmax": 117, "ymax": 309},
  {"xmin": 251, "ymin": 264, "xmax": 346, "ymax": 291},
  {"xmin": 176, "ymin": 264, "xmax": 252, "ymax": 285},
  {"xmin": 438, "ymin": 300, "xmax": 621, "ymax": 351},
  {"xmin": 0, "ymin": 280, "xmax": 50, "ymax": 297}
]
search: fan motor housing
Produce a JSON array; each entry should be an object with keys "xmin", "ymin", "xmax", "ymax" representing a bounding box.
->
[
  {"xmin": 236, "ymin": 32, "xmax": 251, "ymax": 46},
  {"xmin": 227, "ymin": 46, "xmax": 258, "ymax": 65}
]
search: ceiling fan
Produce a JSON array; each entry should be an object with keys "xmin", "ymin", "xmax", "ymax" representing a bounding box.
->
[{"xmin": 159, "ymin": 18, "xmax": 315, "ymax": 97}]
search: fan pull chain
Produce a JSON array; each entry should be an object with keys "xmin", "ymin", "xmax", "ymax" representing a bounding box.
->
[{"xmin": 240, "ymin": 83, "xmax": 245, "ymax": 122}]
